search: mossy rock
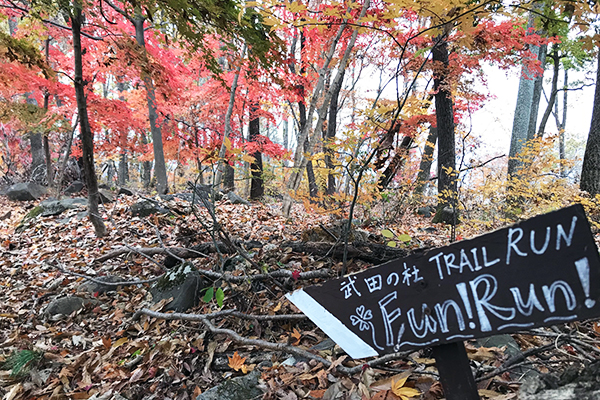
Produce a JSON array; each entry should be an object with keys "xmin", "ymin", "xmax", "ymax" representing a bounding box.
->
[
  {"xmin": 16, "ymin": 205, "xmax": 43, "ymax": 232},
  {"xmin": 150, "ymin": 263, "xmax": 207, "ymax": 312}
]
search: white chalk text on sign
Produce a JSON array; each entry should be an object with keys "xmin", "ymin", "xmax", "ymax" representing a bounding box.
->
[{"xmin": 287, "ymin": 205, "xmax": 600, "ymax": 359}]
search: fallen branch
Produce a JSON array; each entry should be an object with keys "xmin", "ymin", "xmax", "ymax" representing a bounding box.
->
[
  {"xmin": 96, "ymin": 241, "xmax": 258, "ymax": 263},
  {"xmin": 282, "ymin": 241, "xmax": 413, "ymax": 264},
  {"xmin": 136, "ymin": 308, "xmax": 411, "ymax": 375},
  {"xmin": 197, "ymin": 268, "xmax": 332, "ymax": 283},
  {"xmin": 476, "ymin": 342, "xmax": 558, "ymax": 382},
  {"xmin": 53, "ymin": 262, "xmax": 163, "ymax": 286}
]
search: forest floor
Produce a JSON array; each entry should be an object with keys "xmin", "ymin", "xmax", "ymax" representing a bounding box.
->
[{"xmin": 0, "ymin": 190, "xmax": 599, "ymax": 400}]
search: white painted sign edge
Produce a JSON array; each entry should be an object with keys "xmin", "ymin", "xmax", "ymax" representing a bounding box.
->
[{"xmin": 286, "ymin": 289, "xmax": 378, "ymax": 359}]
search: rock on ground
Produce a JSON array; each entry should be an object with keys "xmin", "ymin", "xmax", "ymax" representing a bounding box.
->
[
  {"xmin": 130, "ymin": 200, "xmax": 169, "ymax": 218},
  {"xmin": 43, "ymin": 296, "xmax": 95, "ymax": 319},
  {"xmin": 226, "ymin": 191, "xmax": 250, "ymax": 206},
  {"xmin": 196, "ymin": 371, "xmax": 262, "ymax": 400},
  {"xmin": 6, "ymin": 183, "xmax": 46, "ymax": 201},
  {"xmin": 40, "ymin": 198, "xmax": 87, "ymax": 217},
  {"xmin": 77, "ymin": 275, "xmax": 124, "ymax": 294},
  {"xmin": 520, "ymin": 361, "xmax": 600, "ymax": 400},
  {"xmin": 98, "ymin": 189, "xmax": 115, "ymax": 203},
  {"xmin": 64, "ymin": 181, "xmax": 84, "ymax": 194},
  {"xmin": 150, "ymin": 263, "xmax": 207, "ymax": 312}
]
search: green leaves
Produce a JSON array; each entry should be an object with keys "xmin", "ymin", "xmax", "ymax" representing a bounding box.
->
[
  {"xmin": 202, "ymin": 286, "xmax": 225, "ymax": 308},
  {"xmin": 381, "ymin": 229, "xmax": 411, "ymax": 247}
]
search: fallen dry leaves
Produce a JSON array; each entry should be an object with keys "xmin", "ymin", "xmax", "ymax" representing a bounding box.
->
[{"xmin": 0, "ymin": 192, "xmax": 596, "ymax": 399}]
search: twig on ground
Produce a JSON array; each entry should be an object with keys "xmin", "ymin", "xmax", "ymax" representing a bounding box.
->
[
  {"xmin": 136, "ymin": 308, "xmax": 410, "ymax": 375},
  {"xmin": 52, "ymin": 262, "xmax": 163, "ymax": 286},
  {"xmin": 476, "ymin": 343, "xmax": 558, "ymax": 382},
  {"xmin": 147, "ymin": 220, "xmax": 186, "ymax": 264}
]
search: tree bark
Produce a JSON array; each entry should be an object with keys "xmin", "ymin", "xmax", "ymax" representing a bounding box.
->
[
  {"xmin": 508, "ymin": 8, "xmax": 542, "ymax": 177},
  {"xmin": 378, "ymin": 136, "xmax": 413, "ymax": 190},
  {"xmin": 580, "ymin": 51, "xmax": 600, "ymax": 195},
  {"xmin": 431, "ymin": 35, "xmax": 457, "ymax": 224},
  {"xmin": 537, "ymin": 44, "xmax": 560, "ymax": 137},
  {"xmin": 249, "ymin": 103, "xmax": 264, "ymax": 200},
  {"xmin": 214, "ymin": 46, "xmax": 245, "ymax": 190},
  {"xmin": 527, "ymin": 43, "xmax": 547, "ymax": 141},
  {"xmin": 325, "ymin": 67, "xmax": 345, "ymax": 195},
  {"xmin": 298, "ymin": 32, "xmax": 318, "ymax": 199},
  {"xmin": 26, "ymin": 96, "xmax": 45, "ymax": 176},
  {"xmin": 282, "ymin": 0, "xmax": 370, "ymax": 217},
  {"xmin": 554, "ymin": 69, "xmax": 568, "ymax": 178},
  {"xmin": 43, "ymin": 40, "xmax": 53, "ymax": 186},
  {"xmin": 71, "ymin": 4, "xmax": 106, "ymax": 237},
  {"xmin": 115, "ymin": 79, "xmax": 129, "ymax": 186},
  {"xmin": 223, "ymin": 163, "xmax": 235, "ymax": 192},
  {"xmin": 414, "ymin": 126, "xmax": 437, "ymax": 195},
  {"xmin": 133, "ymin": 14, "xmax": 168, "ymax": 194}
]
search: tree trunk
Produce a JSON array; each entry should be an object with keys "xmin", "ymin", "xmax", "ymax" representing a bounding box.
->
[
  {"xmin": 43, "ymin": 93, "xmax": 53, "ymax": 186},
  {"xmin": 414, "ymin": 126, "xmax": 437, "ymax": 195},
  {"xmin": 282, "ymin": 0, "xmax": 370, "ymax": 217},
  {"xmin": 133, "ymin": 14, "xmax": 168, "ymax": 194},
  {"xmin": 431, "ymin": 35, "xmax": 457, "ymax": 224},
  {"xmin": 283, "ymin": 119, "xmax": 288, "ymax": 150},
  {"xmin": 527, "ymin": 44, "xmax": 547, "ymax": 141},
  {"xmin": 115, "ymin": 79, "xmax": 129, "ymax": 186},
  {"xmin": 43, "ymin": 40, "xmax": 53, "ymax": 186},
  {"xmin": 223, "ymin": 163, "xmax": 235, "ymax": 192},
  {"xmin": 214, "ymin": 46, "xmax": 245, "ymax": 190},
  {"xmin": 580, "ymin": 51, "xmax": 600, "ymax": 195},
  {"xmin": 26, "ymin": 96, "xmax": 45, "ymax": 176},
  {"xmin": 508, "ymin": 9, "xmax": 542, "ymax": 177},
  {"xmin": 556, "ymin": 69, "xmax": 568, "ymax": 178},
  {"xmin": 325, "ymin": 67, "xmax": 345, "ymax": 195},
  {"xmin": 249, "ymin": 104, "xmax": 264, "ymax": 200},
  {"xmin": 71, "ymin": 4, "xmax": 106, "ymax": 237},
  {"xmin": 378, "ymin": 136, "xmax": 413, "ymax": 190},
  {"xmin": 537, "ymin": 44, "xmax": 560, "ymax": 137},
  {"xmin": 141, "ymin": 133, "xmax": 152, "ymax": 188}
]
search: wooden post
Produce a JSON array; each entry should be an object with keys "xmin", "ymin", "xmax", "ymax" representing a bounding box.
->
[{"xmin": 432, "ymin": 341, "xmax": 479, "ymax": 400}]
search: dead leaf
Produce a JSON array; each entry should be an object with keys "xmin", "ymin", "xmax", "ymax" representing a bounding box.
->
[
  {"xmin": 290, "ymin": 327, "xmax": 301, "ymax": 345},
  {"xmin": 204, "ymin": 341, "xmax": 217, "ymax": 374},
  {"xmin": 112, "ymin": 337, "xmax": 128, "ymax": 348},
  {"xmin": 391, "ymin": 375, "xmax": 420, "ymax": 400},
  {"xmin": 228, "ymin": 351, "xmax": 248, "ymax": 373}
]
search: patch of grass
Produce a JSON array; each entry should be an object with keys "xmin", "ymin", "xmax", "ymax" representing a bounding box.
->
[{"xmin": 1, "ymin": 350, "xmax": 44, "ymax": 377}]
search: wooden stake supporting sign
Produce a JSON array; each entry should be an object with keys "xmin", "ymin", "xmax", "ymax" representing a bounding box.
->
[{"xmin": 287, "ymin": 205, "xmax": 600, "ymax": 399}]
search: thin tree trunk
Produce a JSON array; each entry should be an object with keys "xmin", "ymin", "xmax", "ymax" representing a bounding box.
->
[
  {"xmin": 431, "ymin": 35, "xmax": 457, "ymax": 224},
  {"xmin": 56, "ymin": 114, "xmax": 78, "ymax": 196},
  {"xmin": 71, "ymin": 4, "xmax": 106, "ymax": 237},
  {"xmin": 249, "ymin": 103, "xmax": 264, "ymax": 200},
  {"xmin": 508, "ymin": 8, "xmax": 542, "ymax": 177},
  {"xmin": 378, "ymin": 136, "xmax": 413, "ymax": 190},
  {"xmin": 414, "ymin": 126, "xmax": 437, "ymax": 195},
  {"xmin": 133, "ymin": 14, "xmax": 168, "ymax": 194},
  {"xmin": 527, "ymin": 44, "xmax": 547, "ymax": 141},
  {"xmin": 223, "ymin": 163, "xmax": 235, "ymax": 192},
  {"xmin": 43, "ymin": 39, "xmax": 53, "ymax": 186},
  {"xmin": 115, "ymin": 79, "xmax": 129, "ymax": 186},
  {"xmin": 26, "ymin": 96, "xmax": 45, "ymax": 176},
  {"xmin": 214, "ymin": 46, "xmax": 245, "ymax": 190},
  {"xmin": 43, "ymin": 93, "xmax": 53, "ymax": 186},
  {"xmin": 537, "ymin": 44, "xmax": 560, "ymax": 137},
  {"xmin": 557, "ymin": 69, "xmax": 568, "ymax": 178},
  {"xmin": 325, "ymin": 67, "xmax": 345, "ymax": 195},
  {"xmin": 282, "ymin": 0, "xmax": 371, "ymax": 216},
  {"xmin": 580, "ymin": 52, "xmax": 600, "ymax": 195}
]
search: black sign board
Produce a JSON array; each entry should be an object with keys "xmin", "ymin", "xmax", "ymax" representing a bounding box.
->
[{"xmin": 287, "ymin": 205, "xmax": 600, "ymax": 359}]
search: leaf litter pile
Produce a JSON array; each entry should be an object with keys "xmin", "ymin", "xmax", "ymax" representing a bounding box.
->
[{"xmin": 0, "ymin": 193, "xmax": 600, "ymax": 400}]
